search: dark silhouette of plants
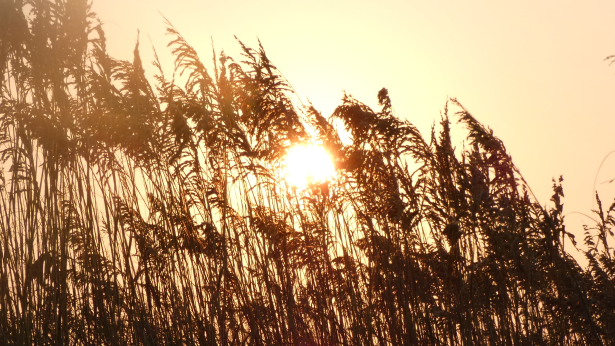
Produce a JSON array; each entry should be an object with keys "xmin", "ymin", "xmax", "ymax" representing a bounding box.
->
[{"xmin": 1, "ymin": 0, "xmax": 614, "ymax": 345}]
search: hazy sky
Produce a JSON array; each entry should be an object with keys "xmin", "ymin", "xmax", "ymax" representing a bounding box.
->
[{"xmin": 93, "ymin": 0, "xmax": 615, "ymax": 257}]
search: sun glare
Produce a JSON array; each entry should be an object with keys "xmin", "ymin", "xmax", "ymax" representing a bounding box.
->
[{"xmin": 283, "ymin": 144, "xmax": 335, "ymax": 189}]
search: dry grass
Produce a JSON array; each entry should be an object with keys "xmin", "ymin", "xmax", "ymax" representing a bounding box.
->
[{"xmin": 1, "ymin": 0, "xmax": 614, "ymax": 345}]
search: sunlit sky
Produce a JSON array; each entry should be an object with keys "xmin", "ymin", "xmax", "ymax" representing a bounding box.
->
[{"xmin": 94, "ymin": 0, "xmax": 615, "ymax": 256}]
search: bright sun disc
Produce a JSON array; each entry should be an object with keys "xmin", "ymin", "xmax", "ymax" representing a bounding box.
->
[{"xmin": 284, "ymin": 145, "xmax": 335, "ymax": 189}]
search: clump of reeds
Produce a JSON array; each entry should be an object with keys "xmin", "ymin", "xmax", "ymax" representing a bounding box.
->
[{"xmin": 1, "ymin": 0, "xmax": 614, "ymax": 345}]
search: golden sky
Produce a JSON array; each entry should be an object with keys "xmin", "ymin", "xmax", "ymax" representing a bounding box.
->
[{"xmin": 94, "ymin": 0, "xmax": 615, "ymax": 257}]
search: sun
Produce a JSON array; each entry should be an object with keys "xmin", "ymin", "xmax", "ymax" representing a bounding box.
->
[{"xmin": 283, "ymin": 144, "xmax": 335, "ymax": 190}]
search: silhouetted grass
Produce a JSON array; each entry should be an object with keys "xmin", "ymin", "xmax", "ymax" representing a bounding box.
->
[{"xmin": 1, "ymin": 0, "xmax": 614, "ymax": 345}]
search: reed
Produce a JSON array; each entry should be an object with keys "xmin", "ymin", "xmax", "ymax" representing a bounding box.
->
[{"xmin": 0, "ymin": 0, "xmax": 613, "ymax": 344}]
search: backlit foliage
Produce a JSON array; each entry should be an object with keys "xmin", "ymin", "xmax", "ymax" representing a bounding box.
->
[{"xmin": 1, "ymin": 0, "xmax": 614, "ymax": 344}]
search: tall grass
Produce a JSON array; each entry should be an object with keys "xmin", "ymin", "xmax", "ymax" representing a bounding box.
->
[{"xmin": 1, "ymin": 0, "xmax": 614, "ymax": 344}]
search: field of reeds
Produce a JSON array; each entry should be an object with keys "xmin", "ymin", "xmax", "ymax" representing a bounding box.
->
[{"xmin": 1, "ymin": 0, "xmax": 614, "ymax": 345}]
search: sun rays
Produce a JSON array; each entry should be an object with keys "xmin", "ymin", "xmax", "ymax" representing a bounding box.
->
[{"xmin": 283, "ymin": 144, "xmax": 335, "ymax": 190}]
